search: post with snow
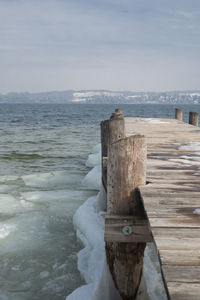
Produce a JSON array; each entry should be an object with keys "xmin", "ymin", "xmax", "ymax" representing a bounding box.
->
[
  {"xmin": 104, "ymin": 109, "xmax": 151, "ymax": 299},
  {"xmin": 175, "ymin": 108, "xmax": 182, "ymax": 121},
  {"xmin": 189, "ymin": 112, "xmax": 199, "ymax": 126}
]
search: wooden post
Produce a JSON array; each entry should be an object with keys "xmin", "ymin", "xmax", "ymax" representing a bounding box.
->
[
  {"xmin": 189, "ymin": 112, "xmax": 199, "ymax": 126},
  {"xmin": 101, "ymin": 108, "xmax": 125, "ymax": 190},
  {"xmin": 175, "ymin": 108, "xmax": 182, "ymax": 121},
  {"xmin": 101, "ymin": 119, "xmax": 109, "ymax": 190},
  {"xmin": 109, "ymin": 108, "xmax": 125, "ymax": 143},
  {"xmin": 105, "ymin": 110, "xmax": 149, "ymax": 300}
]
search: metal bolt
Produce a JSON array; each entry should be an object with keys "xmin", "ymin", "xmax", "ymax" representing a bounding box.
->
[{"xmin": 122, "ymin": 225, "xmax": 133, "ymax": 235}]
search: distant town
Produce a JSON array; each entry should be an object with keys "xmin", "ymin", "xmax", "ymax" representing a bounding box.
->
[{"xmin": 0, "ymin": 90, "xmax": 200, "ymax": 104}]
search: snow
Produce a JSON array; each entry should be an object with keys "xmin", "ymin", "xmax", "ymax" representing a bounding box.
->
[
  {"xmin": 142, "ymin": 118, "xmax": 170, "ymax": 124},
  {"xmin": 193, "ymin": 208, "xmax": 200, "ymax": 216}
]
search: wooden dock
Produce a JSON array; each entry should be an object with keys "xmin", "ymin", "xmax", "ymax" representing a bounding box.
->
[{"xmin": 125, "ymin": 117, "xmax": 200, "ymax": 300}]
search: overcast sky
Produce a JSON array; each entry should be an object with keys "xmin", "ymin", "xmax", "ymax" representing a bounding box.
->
[{"xmin": 0, "ymin": 0, "xmax": 200, "ymax": 93}]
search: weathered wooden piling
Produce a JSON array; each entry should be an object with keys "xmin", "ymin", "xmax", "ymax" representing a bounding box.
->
[
  {"xmin": 104, "ymin": 109, "xmax": 151, "ymax": 300},
  {"xmin": 101, "ymin": 119, "xmax": 109, "ymax": 190},
  {"xmin": 175, "ymin": 108, "xmax": 182, "ymax": 121},
  {"xmin": 189, "ymin": 111, "xmax": 199, "ymax": 126}
]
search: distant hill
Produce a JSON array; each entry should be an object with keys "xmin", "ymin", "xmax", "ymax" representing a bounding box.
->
[{"xmin": 0, "ymin": 90, "xmax": 200, "ymax": 104}]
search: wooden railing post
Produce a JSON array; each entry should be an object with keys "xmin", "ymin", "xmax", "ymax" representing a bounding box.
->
[
  {"xmin": 104, "ymin": 109, "xmax": 151, "ymax": 299},
  {"xmin": 175, "ymin": 108, "xmax": 182, "ymax": 121},
  {"xmin": 189, "ymin": 112, "xmax": 199, "ymax": 126}
]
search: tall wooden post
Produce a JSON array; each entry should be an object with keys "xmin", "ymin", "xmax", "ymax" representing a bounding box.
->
[
  {"xmin": 105, "ymin": 109, "xmax": 150, "ymax": 300},
  {"xmin": 175, "ymin": 108, "xmax": 182, "ymax": 121},
  {"xmin": 189, "ymin": 112, "xmax": 199, "ymax": 126},
  {"xmin": 101, "ymin": 119, "xmax": 109, "ymax": 190}
]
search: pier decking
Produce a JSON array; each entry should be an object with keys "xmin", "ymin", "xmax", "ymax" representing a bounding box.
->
[{"xmin": 125, "ymin": 118, "xmax": 200, "ymax": 300}]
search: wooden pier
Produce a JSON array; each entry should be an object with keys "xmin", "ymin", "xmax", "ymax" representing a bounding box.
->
[{"xmin": 102, "ymin": 110, "xmax": 200, "ymax": 300}]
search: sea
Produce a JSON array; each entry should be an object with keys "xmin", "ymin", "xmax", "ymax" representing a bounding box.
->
[{"xmin": 0, "ymin": 103, "xmax": 200, "ymax": 300}]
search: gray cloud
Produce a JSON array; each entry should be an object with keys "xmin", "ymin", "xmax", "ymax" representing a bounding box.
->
[{"xmin": 0, "ymin": 0, "xmax": 200, "ymax": 92}]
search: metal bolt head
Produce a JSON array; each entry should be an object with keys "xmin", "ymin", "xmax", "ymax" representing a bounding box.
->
[{"xmin": 122, "ymin": 225, "xmax": 133, "ymax": 235}]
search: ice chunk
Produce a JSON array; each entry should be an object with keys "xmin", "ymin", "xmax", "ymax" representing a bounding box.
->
[
  {"xmin": 143, "ymin": 243, "xmax": 167, "ymax": 300},
  {"xmin": 22, "ymin": 171, "xmax": 83, "ymax": 189},
  {"xmin": 66, "ymin": 283, "xmax": 94, "ymax": 300},
  {"xmin": 86, "ymin": 152, "xmax": 101, "ymax": 167},
  {"xmin": 82, "ymin": 166, "xmax": 101, "ymax": 190},
  {"xmin": 40, "ymin": 271, "xmax": 50, "ymax": 279},
  {"xmin": 0, "ymin": 185, "xmax": 18, "ymax": 193},
  {"xmin": 0, "ymin": 194, "xmax": 24, "ymax": 214},
  {"xmin": 91, "ymin": 144, "xmax": 101, "ymax": 154},
  {"xmin": 0, "ymin": 224, "xmax": 15, "ymax": 239}
]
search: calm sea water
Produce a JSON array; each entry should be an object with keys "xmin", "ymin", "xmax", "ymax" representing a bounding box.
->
[{"xmin": 0, "ymin": 103, "xmax": 199, "ymax": 300}]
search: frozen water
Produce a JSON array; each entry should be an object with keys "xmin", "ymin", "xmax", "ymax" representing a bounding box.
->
[
  {"xmin": 85, "ymin": 152, "xmax": 101, "ymax": 167},
  {"xmin": 82, "ymin": 165, "xmax": 101, "ymax": 190},
  {"xmin": 22, "ymin": 171, "xmax": 83, "ymax": 189}
]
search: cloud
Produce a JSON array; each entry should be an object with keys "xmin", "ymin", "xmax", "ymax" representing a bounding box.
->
[{"xmin": 0, "ymin": 0, "xmax": 200, "ymax": 92}]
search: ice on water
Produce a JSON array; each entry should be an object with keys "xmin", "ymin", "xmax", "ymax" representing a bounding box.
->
[
  {"xmin": 22, "ymin": 171, "xmax": 83, "ymax": 189},
  {"xmin": 0, "ymin": 169, "xmax": 88, "ymax": 299}
]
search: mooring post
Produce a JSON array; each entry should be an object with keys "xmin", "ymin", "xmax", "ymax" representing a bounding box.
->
[
  {"xmin": 175, "ymin": 108, "xmax": 182, "ymax": 121},
  {"xmin": 189, "ymin": 112, "xmax": 199, "ymax": 126},
  {"xmin": 104, "ymin": 109, "xmax": 151, "ymax": 300}
]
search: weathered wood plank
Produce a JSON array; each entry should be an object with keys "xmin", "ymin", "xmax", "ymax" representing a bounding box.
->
[
  {"xmin": 162, "ymin": 265, "xmax": 200, "ymax": 283},
  {"xmin": 167, "ymin": 282, "xmax": 200, "ymax": 300},
  {"xmin": 149, "ymin": 216, "xmax": 200, "ymax": 228},
  {"xmin": 154, "ymin": 237, "xmax": 200, "ymax": 250},
  {"xmin": 152, "ymin": 227, "xmax": 200, "ymax": 239},
  {"xmin": 159, "ymin": 249, "xmax": 200, "ymax": 266}
]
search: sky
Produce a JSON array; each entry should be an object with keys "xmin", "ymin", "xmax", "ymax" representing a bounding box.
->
[{"xmin": 0, "ymin": 0, "xmax": 200, "ymax": 93}]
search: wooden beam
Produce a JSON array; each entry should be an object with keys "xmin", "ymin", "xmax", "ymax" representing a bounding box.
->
[{"xmin": 104, "ymin": 215, "xmax": 152, "ymax": 243}]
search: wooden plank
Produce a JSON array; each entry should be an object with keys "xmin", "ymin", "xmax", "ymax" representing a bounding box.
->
[
  {"xmin": 159, "ymin": 249, "xmax": 200, "ymax": 266},
  {"xmin": 104, "ymin": 215, "xmax": 152, "ymax": 243},
  {"xmin": 143, "ymin": 197, "xmax": 200, "ymax": 206},
  {"xmin": 152, "ymin": 227, "xmax": 200, "ymax": 239},
  {"xmin": 149, "ymin": 216, "xmax": 200, "ymax": 228},
  {"xmin": 154, "ymin": 237, "xmax": 200, "ymax": 250},
  {"xmin": 162, "ymin": 265, "xmax": 200, "ymax": 283},
  {"xmin": 145, "ymin": 206, "xmax": 200, "ymax": 218},
  {"xmin": 167, "ymin": 283, "xmax": 200, "ymax": 300}
]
